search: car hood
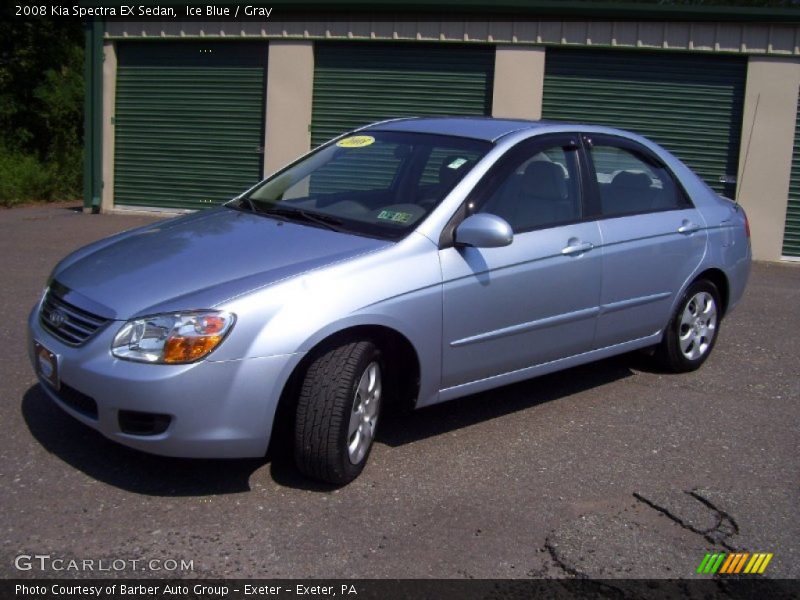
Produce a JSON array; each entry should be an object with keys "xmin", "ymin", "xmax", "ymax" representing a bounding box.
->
[{"xmin": 54, "ymin": 208, "xmax": 391, "ymax": 319}]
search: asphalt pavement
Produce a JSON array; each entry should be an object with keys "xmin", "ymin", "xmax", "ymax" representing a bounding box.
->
[{"xmin": 1, "ymin": 203, "xmax": 797, "ymax": 580}]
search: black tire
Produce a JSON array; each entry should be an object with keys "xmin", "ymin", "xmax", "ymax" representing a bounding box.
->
[
  {"xmin": 655, "ymin": 279, "xmax": 722, "ymax": 373},
  {"xmin": 294, "ymin": 340, "xmax": 382, "ymax": 485}
]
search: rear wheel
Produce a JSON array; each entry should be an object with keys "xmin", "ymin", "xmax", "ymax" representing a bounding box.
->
[
  {"xmin": 294, "ymin": 340, "xmax": 382, "ymax": 484},
  {"xmin": 655, "ymin": 279, "xmax": 721, "ymax": 372}
]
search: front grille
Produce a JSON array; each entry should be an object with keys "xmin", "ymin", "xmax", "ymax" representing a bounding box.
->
[
  {"xmin": 40, "ymin": 288, "xmax": 109, "ymax": 346},
  {"xmin": 54, "ymin": 383, "xmax": 98, "ymax": 419}
]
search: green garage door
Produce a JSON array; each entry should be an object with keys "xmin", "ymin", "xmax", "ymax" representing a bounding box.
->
[
  {"xmin": 311, "ymin": 43, "xmax": 494, "ymax": 147},
  {"xmin": 542, "ymin": 49, "xmax": 746, "ymax": 198},
  {"xmin": 114, "ymin": 42, "xmax": 267, "ymax": 210},
  {"xmin": 782, "ymin": 93, "xmax": 800, "ymax": 258}
]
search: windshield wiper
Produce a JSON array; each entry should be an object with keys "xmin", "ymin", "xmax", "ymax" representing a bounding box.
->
[{"xmin": 259, "ymin": 206, "xmax": 346, "ymax": 232}]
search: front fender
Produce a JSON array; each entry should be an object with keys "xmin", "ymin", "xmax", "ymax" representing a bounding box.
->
[{"xmin": 217, "ymin": 232, "xmax": 444, "ymax": 406}]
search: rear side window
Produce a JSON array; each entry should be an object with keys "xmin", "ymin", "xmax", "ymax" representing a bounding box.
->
[{"xmin": 590, "ymin": 145, "xmax": 686, "ymax": 217}]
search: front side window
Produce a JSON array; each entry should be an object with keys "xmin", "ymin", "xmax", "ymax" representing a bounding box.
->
[
  {"xmin": 478, "ymin": 144, "xmax": 582, "ymax": 233},
  {"xmin": 241, "ymin": 131, "xmax": 490, "ymax": 239},
  {"xmin": 590, "ymin": 144, "xmax": 686, "ymax": 217}
]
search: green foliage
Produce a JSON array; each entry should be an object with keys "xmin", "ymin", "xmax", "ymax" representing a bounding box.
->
[
  {"xmin": 0, "ymin": 146, "xmax": 53, "ymax": 207},
  {"xmin": 0, "ymin": 19, "xmax": 84, "ymax": 203}
]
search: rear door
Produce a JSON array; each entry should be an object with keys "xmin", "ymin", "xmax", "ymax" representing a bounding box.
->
[{"xmin": 585, "ymin": 134, "xmax": 708, "ymax": 348}]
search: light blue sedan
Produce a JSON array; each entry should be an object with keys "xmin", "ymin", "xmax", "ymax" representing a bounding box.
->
[{"xmin": 28, "ymin": 118, "xmax": 751, "ymax": 484}]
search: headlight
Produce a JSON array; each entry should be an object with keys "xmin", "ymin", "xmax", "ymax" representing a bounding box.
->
[{"xmin": 111, "ymin": 311, "xmax": 235, "ymax": 364}]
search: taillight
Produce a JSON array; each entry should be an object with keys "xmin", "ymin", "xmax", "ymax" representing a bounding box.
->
[{"xmin": 744, "ymin": 212, "xmax": 751, "ymax": 240}]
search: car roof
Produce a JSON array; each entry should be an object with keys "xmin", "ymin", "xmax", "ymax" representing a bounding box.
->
[
  {"xmin": 363, "ymin": 117, "xmax": 570, "ymax": 143},
  {"xmin": 361, "ymin": 117, "xmax": 608, "ymax": 142},
  {"xmin": 362, "ymin": 117, "xmax": 663, "ymax": 155}
]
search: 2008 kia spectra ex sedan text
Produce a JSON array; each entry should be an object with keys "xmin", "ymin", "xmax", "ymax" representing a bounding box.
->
[{"xmin": 28, "ymin": 118, "xmax": 751, "ymax": 484}]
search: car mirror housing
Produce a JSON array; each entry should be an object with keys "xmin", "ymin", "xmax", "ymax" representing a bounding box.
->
[{"xmin": 454, "ymin": 213, "xmax": 513, "ymax": 248}]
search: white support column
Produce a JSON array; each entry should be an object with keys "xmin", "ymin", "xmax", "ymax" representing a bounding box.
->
[
  {"xmin": 491, "ymin": 45, "xmax": 546, "ymax": 120},
  {"xmin": 736, "ymin": 56, "xmax": 800, "ymax": 261},
  {"xmin": 263, "ymin": 41, "xmax": 315, "ymax": 177},
  {"xmin": 101, "ymin": 40, "xmax": 116, "ymax": 213}
]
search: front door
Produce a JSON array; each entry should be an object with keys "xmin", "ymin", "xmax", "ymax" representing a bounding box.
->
[{"xmin": 439, "ymin": 136, "xmax": 602, "ymax": 392}]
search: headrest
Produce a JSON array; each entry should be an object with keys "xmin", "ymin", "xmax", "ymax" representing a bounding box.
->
[
  {"xmin": 611, "ymin": 170, "xmax": 652, "ymax": 190},
  {"xmin": 522, "ymin": 160, "xmax": 567, "ymax": 201}
]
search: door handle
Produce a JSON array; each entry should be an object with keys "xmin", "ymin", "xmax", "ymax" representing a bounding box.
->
[
  {"xmin": 678, "ymin": 220, "xmax": 700, "ymax": 234},
  {"xmin": 561, "ymin": 241, "xmax": 594, "ymax": 256}
]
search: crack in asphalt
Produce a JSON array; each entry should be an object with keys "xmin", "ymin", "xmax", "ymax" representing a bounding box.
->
[
  {"xmin": 632, "ymin": 489, "xmax": 740, "ymax": 551},
  {"xmin": 541, "ymin": 489, "xmax": 742, "ymax": 585},
  {"xmin": 541, "ymin": 540, "xmax": 657, "ymax": 600},
  {"xmin": 543, "ymin": 536, "xmax": 585, "ymax": 579},
  {"xmin": 542, "ymin": 540, "xmax": 640, "ymax": 599}
]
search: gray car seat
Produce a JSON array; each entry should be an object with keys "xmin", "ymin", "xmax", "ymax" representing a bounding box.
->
[
  {"xmin": 487, "ymin": 161, "xmax": 575, "ymax": 231},
  {"xmin": 604, "ymin": 171, "xmax": 654, "ymax": 215}
]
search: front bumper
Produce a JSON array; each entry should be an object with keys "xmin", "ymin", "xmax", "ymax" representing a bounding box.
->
[{"xmin": 27, "ymin": 305, "xmax": 303, "ymax": 458}]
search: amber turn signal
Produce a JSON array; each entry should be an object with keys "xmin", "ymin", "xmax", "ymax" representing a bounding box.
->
[{"xmin": 163, "ymin": 335, "xmax": 223, "ymax": 363}]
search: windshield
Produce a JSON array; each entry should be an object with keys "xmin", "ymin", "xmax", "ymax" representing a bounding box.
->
[{"xmin": 237, "ymin": 131, "xmax": 491, "ymax": 239}]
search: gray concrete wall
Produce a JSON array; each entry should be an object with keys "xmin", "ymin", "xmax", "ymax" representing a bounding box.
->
[
  {"xmin": 105, "ymin": 20, "xmax": 800, "ymax": 57},
  {"xmin": 263, "ymin": 41, "xmax": 314, "ymax": 177},
  {"xmin": 736, "ymin": 57, "xmax": 800, "ymax": 261},
  {"xmin": 492, "ymin": 45, "xmax": 545, "ymax": 120},
  {"xmin": 101, "ymin": 41, "xmax": 116, "ymax": 213}
]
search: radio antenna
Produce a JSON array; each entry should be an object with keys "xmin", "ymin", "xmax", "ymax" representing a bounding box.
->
[{"xmin": 736, "ymin": 93, "xmax": 760, "ymax": 204}]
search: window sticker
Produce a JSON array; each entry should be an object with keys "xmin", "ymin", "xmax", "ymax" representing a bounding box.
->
[
  {"xmin": 336, "ymin": 135, "xmax": 375, "ymax": 148},
  {"xmin": 447, "ymin": 157, "xmax": 468, "ymax": 169},
  {"xmin": 377, "ymin": 210, "xmax": 413, "ymax": 224}
]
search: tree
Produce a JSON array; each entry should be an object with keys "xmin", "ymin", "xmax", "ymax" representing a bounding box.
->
[{"xmin": 0, "ymin": 18, "xmax": 84, "ymax": 203}]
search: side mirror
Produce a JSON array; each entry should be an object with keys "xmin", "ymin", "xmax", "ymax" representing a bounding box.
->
[{"xmin": 454, "ymin": 213, "xmax": 513, "ymax": 248}]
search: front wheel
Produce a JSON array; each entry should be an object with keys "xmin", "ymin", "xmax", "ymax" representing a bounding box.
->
[
  {"xmin": 655, "ymin": 279, "xmax": 721, "ymax": 373},
  {"xmin": 294, "ymin": 340, "xmax": 383, "ymax": 484}
]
